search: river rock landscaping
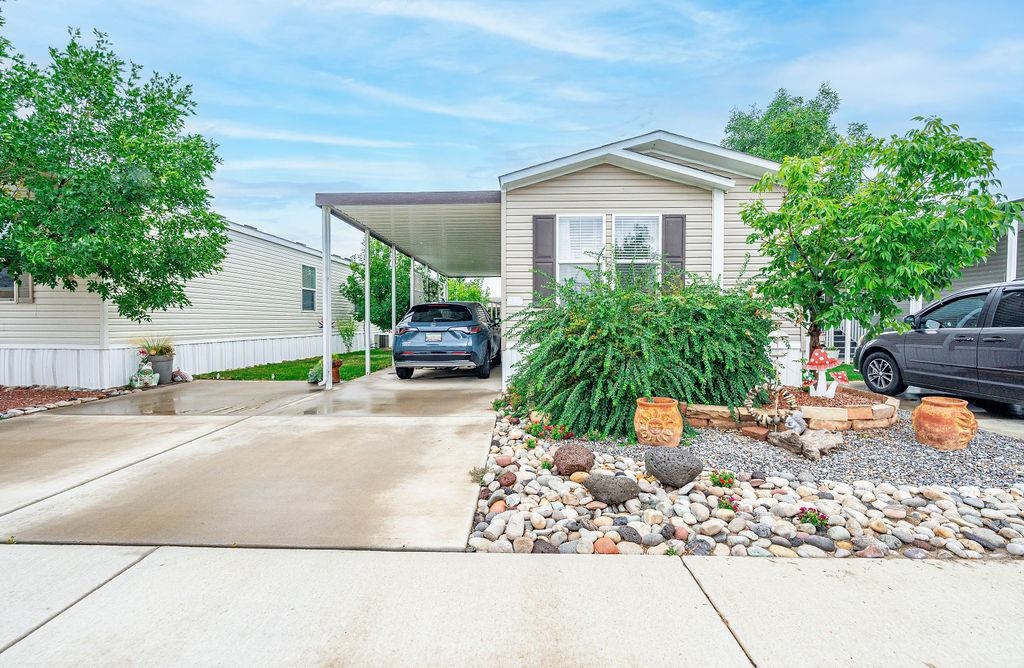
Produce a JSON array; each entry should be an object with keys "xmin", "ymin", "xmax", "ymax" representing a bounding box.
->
[{"xmin": 467, "ymin": 414, "xmax": 1024, "ymax": 559}]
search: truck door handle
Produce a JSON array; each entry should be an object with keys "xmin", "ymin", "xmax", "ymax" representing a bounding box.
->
[
  {"xmin": 952, "ymin": 336, "xmax": 975, "ymax": 342},
  {"xmin": 982, "ymin": 336, "xmax": 1006, "ymax": 343}
]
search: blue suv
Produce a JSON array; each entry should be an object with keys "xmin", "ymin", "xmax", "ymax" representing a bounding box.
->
[{"xmin": 393, "ymin": 302, "xmax": 501, "ymax": 379}]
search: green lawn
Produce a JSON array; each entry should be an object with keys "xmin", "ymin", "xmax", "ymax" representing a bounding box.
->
[
  {"xmin": 196, "ymin": 349, "xmax": 393, "ymax": 381},
  {"xmin": 832, "ymin": 363, "xmax": 863, "ymax": 381}
]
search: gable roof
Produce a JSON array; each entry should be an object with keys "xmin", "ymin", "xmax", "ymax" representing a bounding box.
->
[{"xmin": 498, "ymin": 130, "xmax": 779, "ymax": 192}]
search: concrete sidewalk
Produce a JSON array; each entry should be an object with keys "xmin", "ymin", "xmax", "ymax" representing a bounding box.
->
[{"xmin": 2, "ymin": 545, "xmax": 1022, "ymax": 666}]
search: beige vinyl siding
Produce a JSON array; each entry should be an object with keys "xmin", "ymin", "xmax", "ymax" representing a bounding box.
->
[
  {"xmin": 504, "ymin": 164, "xmax": 712, "ymax": 319},
  {"xmin": 941, "ymin": 235, "xmax": 1010, "ymax": 297},
  {"xmin": 106, "ymin": 226, "xmax": 355, "ymax": 345},
  {"xmin": 723, "ymin": 175, "xmax": 783, "ymax": 288},
  {"xmin": 0, "ymin": 283, "xmax": 102, "ymax": 345}
]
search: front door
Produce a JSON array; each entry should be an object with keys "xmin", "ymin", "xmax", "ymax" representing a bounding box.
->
[
  {"xmin": 902, "ymin": 291, "xmax": 990, "ymax": 394},
  {"xmin": 978, "ymin": 287, "xmax": 1024, "ymax": 402}
]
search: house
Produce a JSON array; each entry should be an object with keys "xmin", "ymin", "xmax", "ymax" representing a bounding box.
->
[
  {"xmin": 0, "ymin": 222, "xmax": 366, "ymax": 388},
  {"xmin": 317, "ymin": 130, "xmax": 800, "ymax": 385}
]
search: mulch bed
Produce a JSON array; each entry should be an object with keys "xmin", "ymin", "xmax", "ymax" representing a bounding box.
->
[
  {"xmin": 765, "ymin": 385, "xmax": 888, "ymax": 409},
  {"xmin": 0, "ymin": 386, "xmax": 104, "ymax": 412}
]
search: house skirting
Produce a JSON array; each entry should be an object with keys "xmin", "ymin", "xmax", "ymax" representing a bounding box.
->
[{"xmin": 0, "ymin": 332, "xmax": 371, "ymax": 389}]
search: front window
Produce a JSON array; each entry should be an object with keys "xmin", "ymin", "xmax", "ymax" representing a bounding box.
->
[
  {"xmin": 922, "ymin": 293, "xmax": 987, "ymax": 329},
  {"xmin": 301, "ymin": 265, "xmax": 316, "ymax": 311},
  {"xmin": 614, "ymin": 215, "xmax": 660, "ymax": 287},
  {"xmin": 0, "ymin": 268, "xmax": 32, "ymax": 303},
  {"xmin": 557, "ymin": 214, "xmax": 603, "ymax": 286}
]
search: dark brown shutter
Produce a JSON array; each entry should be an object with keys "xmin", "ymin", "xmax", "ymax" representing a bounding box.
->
[
  {"xmin": 662, "ymin": 214, "xmax": 686, "ymax": 273},
  {"xmin": 532, "ymin": 214, "xmax": 556, "ymax": 298}
]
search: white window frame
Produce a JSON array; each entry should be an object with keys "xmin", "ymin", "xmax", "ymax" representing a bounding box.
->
[
  {"xmin": 554, "ymin": 213, "xmax": 605, "ymax": 286},
  {"xmin": 0, "ymin": 269, "xmax": 32, "ymax": 304},
  {"xmin": 300, "ymin": 264, "xmax": 317, "ymax": 311},
  {"xmin": 612, "ymin": 213, "xmax": 662, "ymax": 284}
]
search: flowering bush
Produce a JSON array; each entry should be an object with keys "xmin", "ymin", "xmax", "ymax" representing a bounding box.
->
[
  {"xmin": 797, "ymin": 507, "xmax": 828, "ymax": 528},
  {"xmin": 710, "ymin": 470, "xmax": 735, "ymax": 488},
  {"xmin": 718, "ymin": 495, "xmax": 738, "ymax": 512}
]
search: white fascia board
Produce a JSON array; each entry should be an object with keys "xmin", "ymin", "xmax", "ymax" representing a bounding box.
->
[
  {"xmin": 628, "ymin": 131, "xmax": 781, "ymax": 173},
  {"xmin": 499, "ymin": 129, "xmax": 770, "ymax": 191},
  {"xmin": 500, "ymin": 149, "xmax": 734, "ymax": 192}
]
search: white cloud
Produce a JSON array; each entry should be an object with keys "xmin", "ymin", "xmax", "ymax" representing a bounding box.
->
[{"xmin": 186, "ymin": 119, "xmax": 413, "ymax": 148}]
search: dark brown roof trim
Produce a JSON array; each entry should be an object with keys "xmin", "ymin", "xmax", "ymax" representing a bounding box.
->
[{"xmin": 315, "ymin": 190, "xmax": 500, "ymax": 206}]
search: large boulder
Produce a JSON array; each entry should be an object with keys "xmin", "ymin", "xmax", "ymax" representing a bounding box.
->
[
  {"xmin": 644, "ymin": 448, "xmax": 702, "ymax": 488},
  {"xmin": 583, "ymin": 474, "xmax": 641, "ymax": 505},
  {"xmin": 552, "ymin": 443, "xmax": 594, "ymax": 476}
]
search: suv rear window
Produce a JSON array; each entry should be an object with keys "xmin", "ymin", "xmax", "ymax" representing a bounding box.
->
[{"xmin": 408, "ymin": 304, "xmax": 473, "ymax": 323}]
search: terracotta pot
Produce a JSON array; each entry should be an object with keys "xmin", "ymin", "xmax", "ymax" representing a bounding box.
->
[
  {"xmin": 911, "ymin": 396, "xmax": 978, "ymax": 451},
  {"xmin": 634, "ymin": 397, "xmax": 685, "ymax": 447},
  {"xmin": 331, "ymin": 359, "xmax": 343, "ymax": 384}
]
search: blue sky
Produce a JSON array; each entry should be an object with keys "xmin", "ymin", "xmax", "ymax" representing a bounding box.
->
[{"xmin": 3, "ymin": 0, "xmax": 1023, "ymax": 260}]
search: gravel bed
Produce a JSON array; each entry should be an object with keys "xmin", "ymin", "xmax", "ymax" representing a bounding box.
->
[{"xmin": 567, "ymin": 411, "xmax": 1024, "ymax": 488}]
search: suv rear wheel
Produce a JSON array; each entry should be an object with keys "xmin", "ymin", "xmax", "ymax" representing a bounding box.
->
[
  {"xmin": 475, "ymin": 350, "xmax": 491, "ymax": 379},
  {"xmin": 862, "ymin": 351, "xmax": 907, "ymax": 396},
  {"xmin": 396, "ymin": 367, "xmax": 414, "ymax": 380}
]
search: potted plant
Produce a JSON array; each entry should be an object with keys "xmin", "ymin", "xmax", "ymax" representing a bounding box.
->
[{"xmin": 139, "ymin": 337, "xmax": 175, "ymax": 385}]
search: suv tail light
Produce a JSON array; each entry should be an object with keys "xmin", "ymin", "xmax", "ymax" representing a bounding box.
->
[
  {"xmin": 394, "ymin": 326, "xmax": 418, "ymax": 336},
  {"xmin": 449, "ymin": 326, "xmax": 482, "ymax": 334}
]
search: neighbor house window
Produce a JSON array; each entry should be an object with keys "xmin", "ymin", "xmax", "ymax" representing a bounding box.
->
[
  {"xmin": 0, "ymin": 268, "xmax": 32, "ymax": 303},
  {"xmin": 301, "ymin": 265, "xmax": 316, "ymax": 311},
  {"xmin": 613, "ymin": 214, "xmax": 660, "ymax": 286},
  {"xmin": 557, "ymin": 214, "xmax": 604, "ymax": 285}
]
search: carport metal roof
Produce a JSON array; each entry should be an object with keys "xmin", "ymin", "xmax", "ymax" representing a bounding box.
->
[{"xmin": 315, "ymin": 191, "xmax": 502, "ymax": 277}]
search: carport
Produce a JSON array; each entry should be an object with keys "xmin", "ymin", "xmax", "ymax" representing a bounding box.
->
[{"xmin": 314, "ymin": 191, "xmax": 502, "ymax": 388}]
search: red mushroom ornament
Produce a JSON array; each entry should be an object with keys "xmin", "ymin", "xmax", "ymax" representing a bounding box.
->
[{"xmin": 803, "ymin": 349, "xmax": 842, "ymax": 398}]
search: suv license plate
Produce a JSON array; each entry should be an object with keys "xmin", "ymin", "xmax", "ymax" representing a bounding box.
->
[{"xmin": 425, "ymin": 333, "xmax": 442, "ymax": 342}]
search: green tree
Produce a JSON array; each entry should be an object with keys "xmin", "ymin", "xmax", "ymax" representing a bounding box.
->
[
  {"xmin": 0, "ymin": 27, "xmax": 227, "ymax": 321},
  {"xmin": 723, "ymin": 83, "xmax": 867, "ymax": 162},
  {"xmin": 741, "ymin": 116, "xmax": 1021, "ymax": 351},
  {"xmin": 341, "ymin": 239, "xmax": 412, "ymax": 331},
  {"xmin": 446, "ymin": 277, "xmax": 491, "ymax": 303}
]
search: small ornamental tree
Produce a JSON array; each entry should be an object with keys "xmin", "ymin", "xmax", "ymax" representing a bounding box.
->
[
  {"xmin": 446, "ymin": 276, "xmax": 491, "ymax": 304},
  {"xmin": 741, "ymin": 117, "xmax": 1020, "ymax": 350},
  {"xmin": 341, "ymin": 238, "xmax": 412, "ymax": 331},
  {"xmin": 0, "ymin": 28, "xmax": 227, "ymax": 321}
]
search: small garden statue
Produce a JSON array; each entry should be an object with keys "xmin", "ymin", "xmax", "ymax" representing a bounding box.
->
[
  {"xmin": 784, "ymin": 410, "xmax": 807, "ymax": 435},
  {"xmin": 130, "ymin": 360, "xmax": 159, "ymax": 388},
  {"xmin": 803, "ymin": 348, "xmax": 842, "ymax": 398}
]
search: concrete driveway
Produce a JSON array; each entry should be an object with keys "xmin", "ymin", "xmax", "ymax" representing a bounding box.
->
[{"xmin": 0, "ymin": 368, "xmax": 500, "ymax": 550}]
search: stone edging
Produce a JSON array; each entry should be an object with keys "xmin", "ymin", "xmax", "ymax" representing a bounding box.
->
[
  {"xmin": 686, "ymin": 387, "xmax": 901, "ymax": 432},
  {"xmin": 0, "ymin": 386, "xmax": 133, "ymax": 420}
]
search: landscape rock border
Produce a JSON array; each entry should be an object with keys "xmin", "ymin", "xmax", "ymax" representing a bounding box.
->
[
  {"xmin": 687, "ymin": 387, "xmax": 900, "ymax": 432},
  {"xmin": 0, "ymin": 385, "xmax": 133, "ymax": 420}
]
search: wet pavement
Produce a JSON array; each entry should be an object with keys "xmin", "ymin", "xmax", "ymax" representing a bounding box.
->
[
  {"xmin": 53, "ymin": 380, "xmax": 318, "ymax": 416},
  {"xmin": 0, "ymin": 368, "xmax": 499, "ymax": 550}
]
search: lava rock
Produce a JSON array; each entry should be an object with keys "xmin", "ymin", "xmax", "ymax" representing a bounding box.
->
[
  {"xmin": 583, "ymin": 474, "xmax": 641, "ymax": 505},
  {"xmin": 552, "ymin": 443, "xmax": 594, "ymax": 476},
  {"xmin": 644, "ymin": 447, "xmax": 702, "ymax": 488}
]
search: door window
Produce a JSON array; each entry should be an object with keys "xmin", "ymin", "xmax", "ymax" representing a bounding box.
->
[
  {"xmin": 992, "ymin": 291, "xmax": 1024, "ymax": 328},
  {"xmin": 922, "ymin": 293, "xmax": 987, "ymax": 329}
]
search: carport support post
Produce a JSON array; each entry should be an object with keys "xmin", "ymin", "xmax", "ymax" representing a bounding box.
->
[
  {"xmin": 321, "ymin": 205, "xmax": 333, "ymax": 390},
  {"xmin": 364, "ymin": 228, "xmax": 372, "ymax": 376},
  {"xmin": 390, "ymin": 245, "xmax": 397, "ymax": 345},
  {"xmin": 410, "ymin": 257, "xmax": 416, "ymax": 307},
  {"xmin": 1008, "ymin": 219, "xmax": 1019, "ymax": 281}
]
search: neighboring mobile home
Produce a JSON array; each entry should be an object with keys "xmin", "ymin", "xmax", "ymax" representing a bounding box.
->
[
  {"xmin": 0, "ymin": 222, "xmax": 365, "ymax": 388},
  {"xmin": 317, "ymin": 130, "xmax": 801, "ymax": 384}
]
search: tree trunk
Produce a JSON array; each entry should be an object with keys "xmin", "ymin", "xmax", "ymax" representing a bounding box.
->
[{"xmin": 807, "ymin": 322, "xmax": 822, "ymax": 352}]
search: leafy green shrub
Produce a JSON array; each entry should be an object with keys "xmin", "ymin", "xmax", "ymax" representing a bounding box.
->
[
  {"xmin": 508, "ymin": 266, "xmax": 775, "ymax": 438},
  {"xmin": 337, "ymin": 318, "xmax": 357, "ymax": 352},
  {"xmin": 710, "ymin": 470, "xmax": 736, "ymax": 488}
]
